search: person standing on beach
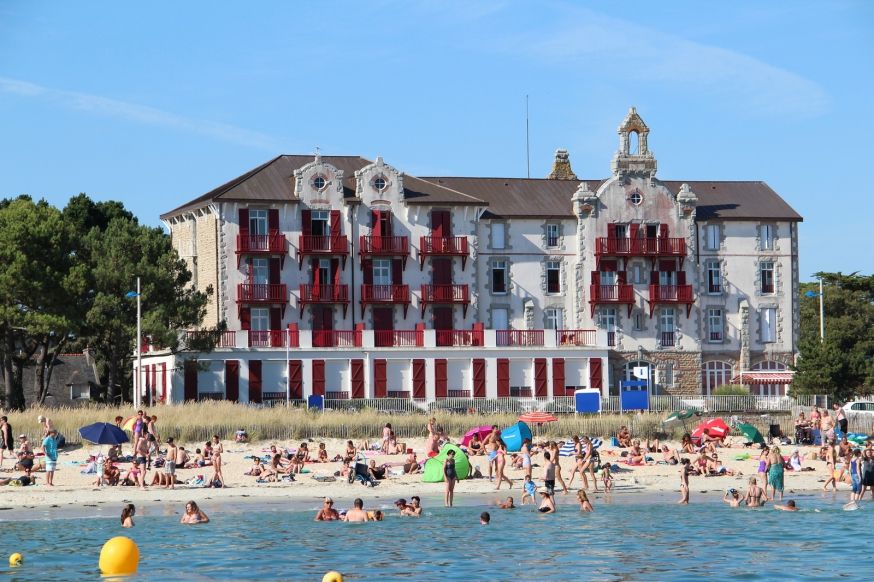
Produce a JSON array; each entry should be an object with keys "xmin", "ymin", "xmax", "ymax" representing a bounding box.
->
[
  {"xmin": 443, "ymin": 448, "xmax": 458, "ymax": 507},
  {"xmin": 494, "ymin": 439, "xmax": 513, "ymax": 491},
  {"xmin": 164, "ymin": 437, "xmax": 177, "ymax": 489},
  {"xmin": 41, "ymin": 428, "xmax": 59, "ymax": 486},
  {"xmin": 135, "ymin": 434, "xmax": 150, "ymax": 483},
  {"xmin": 520, "ymin": 438, "xmax": 533, "ymax": 479},
  {"xmin": 132, "ymin": 410, "xmax": 145, "ymax": 455},
  {"xmin": 483, "ymin": 425, "xmax": 500, "ymax": 482},
  {"xmin": 678, "ymin": 458, "xmax": 691, "ymax": 504},
  {"xmin": 211, "ymin": 435, "xmax": 225, "ymax": 487},
  {"xmin": 0, "ymin": 416, "xmax": 12, "ymax": 467},
  {"xmin": 766, "ymin": 446, "xmax": 785, "ymax": 501},
  {"xmin": 834, "ymin": 404, "xmax": 848, "ymax": 436},
  {"xmin": 548, "ymin": 442, "xmax": 569, "ymax": 494}
]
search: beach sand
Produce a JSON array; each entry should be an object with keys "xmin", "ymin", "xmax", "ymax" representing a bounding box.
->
[{"xmin": 0, "ymin": 435, "xmax": 849, "ymax": 513}]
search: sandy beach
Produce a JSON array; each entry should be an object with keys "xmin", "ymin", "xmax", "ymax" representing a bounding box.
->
[{"xmin": 0, "ymin": 433, "xmax": 851, "ymax": 516}]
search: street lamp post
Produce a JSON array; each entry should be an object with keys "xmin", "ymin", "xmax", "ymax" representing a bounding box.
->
[{"xmin": 127, "ymin": 278, "xmax": 142, "ymax": 408}]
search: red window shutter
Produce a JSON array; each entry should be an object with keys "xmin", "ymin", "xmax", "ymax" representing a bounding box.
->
[
  {"xmin": 363, "ymin": 259, "xmax": 373, "ymax": 285},
  {"xmin": 371, "ymin": 210, "xmax": 382, "ymax": 236},
  {"xmin": 270, "ymin": 308, "xmax": 281, "ymax": 346},
  {"xmin": 617, "ymin": 271, "xmax": 627, "ymax": 285},
  {"xmin": 239, "ymin": 209, "xmax": 249, "ymax": 235},
  {"xmin": 160, "ymin": 362, "xmax": 167, "ymax": 403},
  {"xmin": 392, "ymin": 258, "xmax": 403, "ymax": 285},
  {"xmin": 591, "ymin": 271, "xmax": 601, "ymax": 285},
  {"xmin": 534, "ymin": 358, "xmax": 548, "ymax": 397},
  {"xmin": 650, "ymin": 271, "xmax": 659, "ymax": 284},
  {"xmin": 312, "ymin": 359, "xmax": 325, "ymax": 396},
  {"xmin": 552, "ymin": 358, "xmax": 565, "ymax": 396},
  {"xmin": 412, "ymin": 359, "xmax": 426, "ymax": 399},
  {"xmin": 677, "ymin": 271, "xmax": 687, "ymax": 285},
  {"xmin": 240, "ymin": 307, "xmax": 251, "ymax": 331},
  {"xmin": 607, "ymin": 223, "xmax": 618, "ymax": 239},
  {"xmin": 268, "ymin": 209, "xmax": 279, "ymax": 231},
  {"xmin": 383, "ymin": 211, "xmax": 393, "ymax": 237},
  {"xmin": 373, "ymin": 359, "xmax": 387, "ymax": 398},
  {"xmin": 435, "ymin": 359, "xmax": 447, "ymax": 398},
  {"xmin": 302, "ymin": 210, "xmax": 312, "ymax": 237},
  {"xmin": 473, "ymin": 359, "xmax": 486, "ymax": 398},
  {"xmin": 225, "ymin": 360, "xmax": 240, "ymax": 402},
  {"xmin": 331, "ymin": 258, "xmax": 341, "ymax": 292},
  {"xmin": 350, "ymin": 359, "xmax": 365, "ymax": 399},
  {"xmin": 184, "ymin": 360, "xmax": 198, "ymax": 401},
  {"xmin": 288, "ymin": 360, "xmax": 303, "ymax": 399},
  {"xmin": 269, "ymin": 257, "xmax": 281, "ymax": 284},
  {"xmin": 589, "ymin": 358, "xmax": 603, "ymax": 390},
  {"xmin": 629, "ymin": 223, "xmax": 639, "ymax": 239},
  {"xmin": 497, "ymin": 358, "xmax": 510, "ymax": 397},
  {"xmin": 659, "ymin": 223, "xmax": 668, "ymax": 238},
  {"xmin": 330, "ymin": 210, "xmax": 341, "ymax": 248},
  {"xmin": 311, "ymin": 258, "xmax": 320, "ymax": 286},
  {"xmin": 249, "ymin": 360, "xmax": 262, "ymax": 403}
]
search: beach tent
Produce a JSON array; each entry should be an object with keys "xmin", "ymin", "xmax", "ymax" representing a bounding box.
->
[
  {"xmin": 500, "ymin": 422, "xmax": 533, "ymax": 452},
  {"xmin": 422, "ymin": 443, "xmax": 471, "ymax": 483},
  {"xmin": 461, "ymin": 425, "xmax": 495, "ymax": 448}
]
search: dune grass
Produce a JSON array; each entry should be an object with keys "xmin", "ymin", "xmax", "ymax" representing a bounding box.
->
[{"xmin": 2, "ymin": 402, "xmax": 799, "ymax": 446}]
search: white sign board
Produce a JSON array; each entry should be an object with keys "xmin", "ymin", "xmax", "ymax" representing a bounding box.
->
[{"xmin": 632, "ymin": 366, "xmax": 648, "ymax": 380}]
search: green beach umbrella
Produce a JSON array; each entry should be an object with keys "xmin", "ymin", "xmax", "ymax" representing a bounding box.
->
[
  {"xmin": 735, "ymin": 422, "xmax": 764, "ymax": 445},
  {"xmin": 664, "ymin": 409, "xmax": 695, "ymax": 431}
]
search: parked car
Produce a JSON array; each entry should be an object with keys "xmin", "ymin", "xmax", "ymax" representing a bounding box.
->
[{"xmin": 841, "ymin": 401, "xmax": 874, "ymax": 427}]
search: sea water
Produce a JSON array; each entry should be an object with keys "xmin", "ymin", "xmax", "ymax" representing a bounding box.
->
[{"xmin": 0, "ymin": 494, "xmax": 870, "ymax": 581}]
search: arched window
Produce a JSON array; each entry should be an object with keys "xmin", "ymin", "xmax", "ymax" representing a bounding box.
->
[
  {"xmin": 629, "ymin": 130, "xmax": 640, "ymax": 155},
  {"xmin": 621, "ymin": 360, "xmax": 661, "ymax": 395},
  {"xmin": 701, "ymin": 361, "xmax": 733, "ymax": 395},
  {"xmin": 752, "ymin": 360, "xmax": 787, "ymax": 396}
]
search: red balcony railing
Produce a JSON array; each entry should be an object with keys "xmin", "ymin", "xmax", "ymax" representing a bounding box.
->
[
  {"xmin": 421, "ymin": 284, "xmax": 469, "ymax": 303},
  {"xmin": 359, "ymin": 236, "xmax": 409, "ymax": 256},
  {"xmin": 236, "ymin": 232, "xmax": 287, "ymax": 254},
  {"xmin": 313, "ymin": 330, "xmax": 361, "ymax": 348},
  {"xmin": 648, "ymin": 284, "xmax": 694, "ymax": 316},
  {"xmin": 183, "ymin": 330, "xmax": 237, "ymax": 348},
  {"xmin": 299, "ymin": 284, "xmax": 349, "ymax": 303},
  {"xmin": 496, "ymin": 330, "xmax": 544, "ymax": 347},
  {"xmin": 419, "ymin": 235, "xmax": 469, "ymax": 269},
  {"xmin": 436, "ymin": 328, "xmax": 483, "ymax": 347},
  {"xmin": 556, "ymin": 329, "xmax": 597, "ymax": 347},
  {"xmin": 237, "ymin": 283, "xmax": 288, "ymax": 303},
  {"xmin": 298, "ymin": 235, "xmax": 349, "ymax": 255},
  {"xmin": 247, "ymin": 330, "xmax": 286, "ymax": 348},
  {"xmin": 594, "ymin": 237, "xmax": 686, "ymax": 257},
  {"xmin": 361, "ymin": 284, "xmax": 410, "ymax": 303},
  {"xmin": 374, "ymin": 329, "xmax": 423, "ymax": 347},
  {"xmin": 589, "ymin": 283, "xmax": 635, "ymax": 316}
]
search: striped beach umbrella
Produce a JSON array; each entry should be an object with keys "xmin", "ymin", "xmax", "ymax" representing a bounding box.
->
[{"xmin": 518, "ymin": 411, "xmax": 558, "ymax": 424}]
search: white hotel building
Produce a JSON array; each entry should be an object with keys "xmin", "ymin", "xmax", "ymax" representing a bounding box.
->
[{"xmin": 140, "ymin": 109, "xmax": 801, "ymax": 405}]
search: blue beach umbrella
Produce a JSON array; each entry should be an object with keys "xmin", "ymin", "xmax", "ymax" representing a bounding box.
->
[{"xmin": 78, "ymin": 422, "xmax": 130, "ymax": 445}]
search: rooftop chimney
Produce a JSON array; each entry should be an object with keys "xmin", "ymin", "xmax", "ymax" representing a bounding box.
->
[{"xmin": 547, "ymin": 149, "xmax": 577, "ymax": 180}]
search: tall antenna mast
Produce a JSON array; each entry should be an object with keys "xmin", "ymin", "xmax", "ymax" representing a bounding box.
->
[{"xmin": 526, "ymin": 94, "xmax": 530, "ymax": 178}]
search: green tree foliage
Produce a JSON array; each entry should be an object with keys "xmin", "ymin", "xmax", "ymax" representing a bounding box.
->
[
  {"xmin": 792, "ymin": 272, "xmax": 874, "ymax": 400},
  {"xmin": 0, "ymin": 194, "xmax": 211, "ymax": 408},
  {"xmin": 0, "ymin": 197, "xmax": 83, "ymax": 409}
]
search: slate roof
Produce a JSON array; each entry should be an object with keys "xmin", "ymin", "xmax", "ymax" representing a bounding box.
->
[
  {"xmin": 162, "ymin": 156, "xmax": 801, "ymax": 222},
  {"xmin": 0, "ymin": 352, "xmax": 101, "ymax": 408}
]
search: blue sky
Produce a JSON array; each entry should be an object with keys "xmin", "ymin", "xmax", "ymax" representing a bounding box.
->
[{"xmin": 1, "ymin": 1, "xmax": 871, "ymax": 278}]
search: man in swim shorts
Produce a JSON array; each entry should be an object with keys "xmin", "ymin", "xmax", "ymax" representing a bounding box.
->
[
  {"xmin": 542, "ymin": 451, "xmax": 556, "ymax": 496},
  {"xmin": 483, "ymin": 425, "xmax": 500, "ymax": 481},
  {"xmin": 163, "ymin": 437, "xmax": 177, "ymax": 489},
  {"xmin": 41, "ymin": 428, "xmax": 58, "ymax": 486}
]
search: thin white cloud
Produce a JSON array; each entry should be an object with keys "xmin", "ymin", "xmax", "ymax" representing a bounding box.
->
[
  {"xmin": 0, "ymin": 76, "xmax": 280, "ymax": 150},
  {"xmin": 495, "ymin": 5, "xmax": 829, "ymax": 117}
]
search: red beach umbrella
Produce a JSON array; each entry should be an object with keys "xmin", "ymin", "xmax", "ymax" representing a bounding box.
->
[{"xmin": 518, "ymin": 411, "xmax": 558, "ymax": 424}]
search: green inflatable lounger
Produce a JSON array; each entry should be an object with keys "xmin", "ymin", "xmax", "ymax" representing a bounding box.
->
[{"xmin": 422, "ymin": 443, "xmax": 471, "ymax": 483}]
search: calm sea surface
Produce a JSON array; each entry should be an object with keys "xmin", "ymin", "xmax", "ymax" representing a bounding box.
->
[{"xmin": 0, "ymin": 493, "xmax": 870, "ymax": 581}]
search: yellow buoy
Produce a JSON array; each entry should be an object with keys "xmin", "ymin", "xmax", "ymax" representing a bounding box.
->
[
  {"xmin": 322, "ymin": 571, "xmax": 344, "ymax": 582},
  {"xmin": 98, "ymin": 536, "xmax": 139, "ymax": 576},
  {"xmin": 9, "ymin": 553, "xmax": 23, "ymax": 567}
]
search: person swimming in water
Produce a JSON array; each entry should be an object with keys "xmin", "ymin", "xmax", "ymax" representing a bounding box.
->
[
  {"xmin": 181, "ymin": 501, "xmax": 209, "ymax": 524},
  {"xmin": 722, "ymin": 488, "xmax": 742, "ymax": 507},
  {"xmin": 120, "ymin": 503, "xmax": 135, "ymax": 527},
  {"xmin": 499, "ymin": 496, "xmax": 515, "ymax": 509},
  {"xmin": 577, "ymin": 489, "xmax": 594, "ymax": 512},
  {"xmin": 773, "ymin": 500, "xmax": 799, "ymax": 511},
  {"xmin": 538, "ymin": 490, "xmax": 556, "ymax": 513},
  {"xmin": 744, "ymin": 476, "xmax": 768, "ymax": 507}
]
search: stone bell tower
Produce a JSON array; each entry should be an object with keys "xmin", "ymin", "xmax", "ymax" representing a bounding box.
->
[{"xmin": 611, "ymin": 107, "xmax": 657, "ymax": 179}]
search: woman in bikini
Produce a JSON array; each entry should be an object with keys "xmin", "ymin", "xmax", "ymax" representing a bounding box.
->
[
  {"xmin": 121, "ymin": 503, "xmax": 136, "ymax": 528},
  {"xmin": 468, "ymin": 433, "xmax": 484, "ymax": 456},
  {"xmin": 443, "ymin": 448, "xmax": 457, "ymax": 507},
  {"xmin": 681, "ymin": 433, "xmax": 695, "ymax": 454},
  {"xmin": 757, "ymin": 446, "xmax": 770, "ymax": 486},
  {"xmin": 494, "ymin": 439, "xmax": 513, "ymax": 490},
  {"xmin": 821, "ymin": 444, "xmax": 838, "ymax": 492},
  {"xmin": 426, "ymin": 417, "xmax": 439, "ymax": 455},
  {"xmin": 211, "ymin": 435, "xmax": 225, "ymax": 488},
  {"xmin": 382, "ymin": 423, "xmax": 393, "ymax": 454},
  {"xmin": 577, "ymin": 489, "xmax": 594, "ymax": 512},
  {"xmin": 316, "ymin": 443, "xmax": 328, "ymax": 463},
  {"xmin": 124, "ymin": 459, "xmax": 146, "ymax": 489}
]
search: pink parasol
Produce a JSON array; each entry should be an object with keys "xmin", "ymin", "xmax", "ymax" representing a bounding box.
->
[{"xmin": 461, "ymin": 425, "xmax": 496, "ymax": 447}]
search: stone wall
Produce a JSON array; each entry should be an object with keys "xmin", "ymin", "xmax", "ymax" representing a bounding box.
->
[{"xmin": 610, "ymin": 350, "xmax": 703, "ymax": 395}]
